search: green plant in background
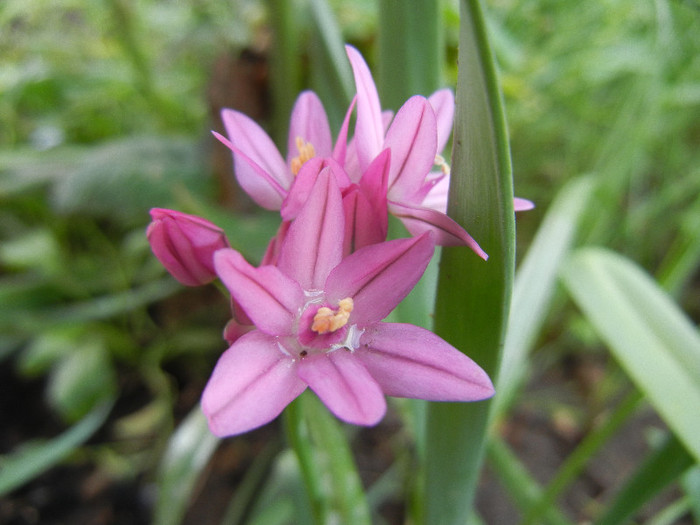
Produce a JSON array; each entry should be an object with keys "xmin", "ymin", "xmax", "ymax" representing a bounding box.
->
[{"xmin": 1, "ymin": 0, "xmax": 699, "ymax": 524}]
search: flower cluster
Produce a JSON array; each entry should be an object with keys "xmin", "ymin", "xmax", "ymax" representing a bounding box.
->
[{"xmin": 147, "ymin": 46, "xmax": 501, "ymax": 437}]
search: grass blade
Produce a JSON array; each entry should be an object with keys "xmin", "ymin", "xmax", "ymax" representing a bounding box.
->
[
  {"xmin": 0, "ymin": 401, "xmax": 112, "ymax": 496},
  {"xmin": 561, "ymin": 247, "xmax": 700, "ymax": 462},
  {"xmin": 153, "ymin": 407, "xmax": 220, "ymax": 525},
  {"xmin": 595, "ymin": 434, "xmax": 695, "ymax": 525},
  {"xmin": 495, "ymin": 176, "xmax": 594, "ymax": 418}
]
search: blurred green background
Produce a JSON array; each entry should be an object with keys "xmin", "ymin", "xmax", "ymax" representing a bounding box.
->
[{"xmin": 1, "ymin": 0, "xmax": 699, "ymax": 523}]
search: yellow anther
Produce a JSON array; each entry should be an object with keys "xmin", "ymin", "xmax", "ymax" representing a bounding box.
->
[
  {"xmin": 311, "ymin": 298, "xmax": 354, "ymax": 334},
  {"xmin": 434, "ymin": 154, "xmax": 451, "ymax": 176},
  {"xmin": 291, "ymin": 136, "xmax": 316, "ymax": 175}
]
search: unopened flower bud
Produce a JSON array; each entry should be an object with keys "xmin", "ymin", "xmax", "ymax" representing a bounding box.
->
[{"xmin": 147, "ymin": 208, "xmax": 229, "ymax": 286}]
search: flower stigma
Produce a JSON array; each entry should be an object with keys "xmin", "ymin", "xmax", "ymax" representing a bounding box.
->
[
  {"xmin": 291, "ymin": 136, "xmax": 316, "ymax": 175},
  {"xmin": 311, "ymin": 297, "xmax": 354, "ymax": 334}
]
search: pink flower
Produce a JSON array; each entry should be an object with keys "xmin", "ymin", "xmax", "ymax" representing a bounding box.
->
[
  {"xmin": 201, "ymin": 169, "xmax": 494, "ymax": 437},
  {"xmin": 214, "ymin": 90, "xmax": 354, "ymax": 211},
  {"xmin": 345, "ymin": 45, "xmax": 487, "ymax": 257},
  {"xmin": 214, "ymin": 48, "xmax": 487, "ymax": 258},
  {"xmin": 147, "ymin": 208, "xmax": 230, "ymax": 286}
]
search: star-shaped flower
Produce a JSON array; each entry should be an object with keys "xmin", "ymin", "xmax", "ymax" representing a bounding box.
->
[{"xmin": 202, "ymin": 169, "xmax": 494, "ymax": 436}]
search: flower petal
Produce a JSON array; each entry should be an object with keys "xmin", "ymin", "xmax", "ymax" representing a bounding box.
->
[
  {"xmin": 287, "ymin": 91, "xmax": 333, "ymax": 165},
  {"xmin": 213, "ymin": 130, "xmax": 288, "ymax": 210},
  {"xmin": 325, "ymin": 233, "xmax": 434, "ymax": 326},
  {"xmin": 214, "ymin": 249, "xmax": 304, "ymax": 335},
  {"xmin": 419, "ymin": 173, "xmax": 449, "ymax": 212},
  {"xmin": 388, "ymin": 201, "xmax": 488, "ymax": 259},
  {"xmin": 428, "ymin": 89, "xmax": 455, "ymax": 154},
  {"xmin": 383, "ymin": 96, "xmax": 438, "ymax": 201},
  {"xmin": 280, "ymin": 157, "xmax": 351, "ymax": 221},
  {"xmin": 346, "ymin": 45, "xmax": 384, "ymax": 171},
  {"xmin": 514, "ymin": 197, "xmax": 535, "ymax": 212},
  {"xmin": 296, "ymin": 350, "xmax": 386, "ymax": 426},
  {"xmin": 356, "ymin": 323, "xmax": 495, "ymax": 401},
  {"xmin": 219, "ymin": 109, "xmax": 291, "ymax": 209},
  {"xmin": 277, "ymin": 168, "xmax": 345, "ymax": 289},
  {"xmin": 201, "ymin": 331, "xmax": 306, "ymax": 437},
  {"xmin": 341, "ymin": 148, "xmax": 391, "ymax": 254},
  {"xmin": 342, "ymin": 187, "xmax": 386, "ymax": 255},
  {"xmin": 332, "ymin": 96, "xmax": 357, "ymax": 165}
]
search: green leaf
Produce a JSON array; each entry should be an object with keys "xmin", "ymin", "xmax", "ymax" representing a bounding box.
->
[
  {"xmin": 424, "ymin": 0, "xmax": 516, "ymax": 522},
  {"xmin": 561, "ymin": 247, "xmax": 700, "ymax": 463},
  {"xmin": 595, "ymin": 434, "xmax": 695, "ymax": 525},
  {"xmin": 377, "ymin": 0, "xmax": 442, "ymax": 107},
  {"xmin": 494, "ymin": 176, "xmax": 594, "ymax": 418},
  {"xmin": 46, "ymin": 337, "xmax": 118, "ymax": 422},
  {"xmin": 681, "ymin": 467, "xmax": 700, "ymax": 521},
  {"xmin": 51, "ymin": 136, "xmax": 207, "ymax": 224},
  {"xmin": 308, "ymin": 0, "xmax": 354, "ymax": 130},
  {"xmin": 0, "ymin": 401, "xmax": 112, "ymax": 496},
  {"xmin": 487, "ymin": 437, "xmax": 573, "ymax": 525},
  {"xmin": 266, "ymin": 0, "xmax": 302, "ymax": 146},
  {"xmin": 153, "ymin": 407, "xmax": 220, "ymax": 525}
]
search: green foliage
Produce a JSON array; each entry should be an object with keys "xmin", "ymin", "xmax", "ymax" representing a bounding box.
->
[{"xmin": 2, "ymin": 0, "xmax": 699, "ymax": 524}]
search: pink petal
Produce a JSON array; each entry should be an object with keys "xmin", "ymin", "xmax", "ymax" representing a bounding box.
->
[
  {"xmin": 201, "ymin": 331, "xmax": 306, "ymax": 437},
  {"xmin": 280, "ymin": 157, "xmax": 351, "ymax": 221},
  {"xmin": 419, "ymin": 173, "xmax": 449, "ymax": 212},
  {"xmin": 345, "ymin": 45, "xmax": 384, "ymax": 171},
  {"xmin": 277, "ymin": 169, "xmax": 344, "ymax": 290},
  {"xmin": 359, "ymin": 148, "xmax": 390, "ymax": 206},
  {"xmin": 342, "ymin": 187, "xmax": 387, "ymax": 255},
  {"xmin": 296, "ymin": 350, "xmax": 386, "ymax": 426},
  {"xmin": 287, "ymin": 91, "xmax": 333, "ymax": 165},
  {"xmin": 388, "ymin": 201, "xmax": 488, "ymax": 259},
  {"xmin": 383, "ymin": 96, "xmax": 438, "ymax": 202},
  {"xmin": 514, "ymin": 197, "xmax": 535, "ymax": 212},
  {"xmin": 214, "ymin": 249, "xmax": 304, "ymax": 336},
  {"xmin": 340, "ymin": 148, "xmax": 391, "ymax": 253},
  {"xmin": 428, "ymin": 89, "xmax": 455, "ymax": 154},
  {"xmin": 332, "ymin": 96, "xmax": 357, "ymax": 166},
  {"xmin": 213, "ymin": 130, "xmax": 288, "ymax": 210},
  {"xmin": 356, "ymin": 323, "xmax": 494, "ymax": 401},
  {"xmin": 325, "ymin": 234, "xmax": 434, "ymax": 326}
]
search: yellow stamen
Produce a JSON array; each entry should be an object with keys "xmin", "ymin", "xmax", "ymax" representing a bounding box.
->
[
  {"xmin": 434, "ymin": 154, "xmax": 451, "ymax": 176},
  {"xmin": 311, "ymin": 298, "xmax": 354, "ymax": 334},
  {"xmin": 291, "ymin": 136, "xmax": 316, "ymax": 175}
]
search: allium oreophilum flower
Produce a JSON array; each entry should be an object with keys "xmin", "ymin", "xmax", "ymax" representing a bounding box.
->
[{"xmin": 148, "ymin": 46, "xmax": 496, "ymax": 437}]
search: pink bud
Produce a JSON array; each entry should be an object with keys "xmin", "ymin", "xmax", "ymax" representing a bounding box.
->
[{"xmin": 147, "ymin": 208, "xmax": 229, "ymax": 286}]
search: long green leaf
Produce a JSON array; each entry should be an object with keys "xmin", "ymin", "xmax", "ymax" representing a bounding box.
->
[
  {"xmin": 561, "ymin": 248, "xmax": 700, "ymax": 463},
  {"xmin": 266, "ymin": 0, "xmax": 302, "ymax": 146},
  {"xmin": 308, "ymin": 0, "xmax": 354, "ymax": 129},
  {"xmin": 487, "ymin": 437, "xmax": 573, "ymax": 525},
  {"xmin": 424, "ymin": 0, "xmax": 516, "ymax": 522},
  {"xmin": 0, "ymin": 401, "xmax": 112, "ymax": 496},
  {"xmin": 377, "ymin": 0, "xmax": 442, "ymax": 107},
  {"xmin": 595, "ymin": 434, "xmax": 695, "ymax": 525},
  {"xmin": 153, "ymin": 407, "xmax": 220, "ymax": 525},
  {"xmin": 494, "ymin": 176, "xmax": 594, "ymax": 418}
]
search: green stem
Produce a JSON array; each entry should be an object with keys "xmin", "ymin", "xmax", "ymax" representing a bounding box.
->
[{"xmin": 283, "ymin": 397, "xmax": 328, "ymax": 525}]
